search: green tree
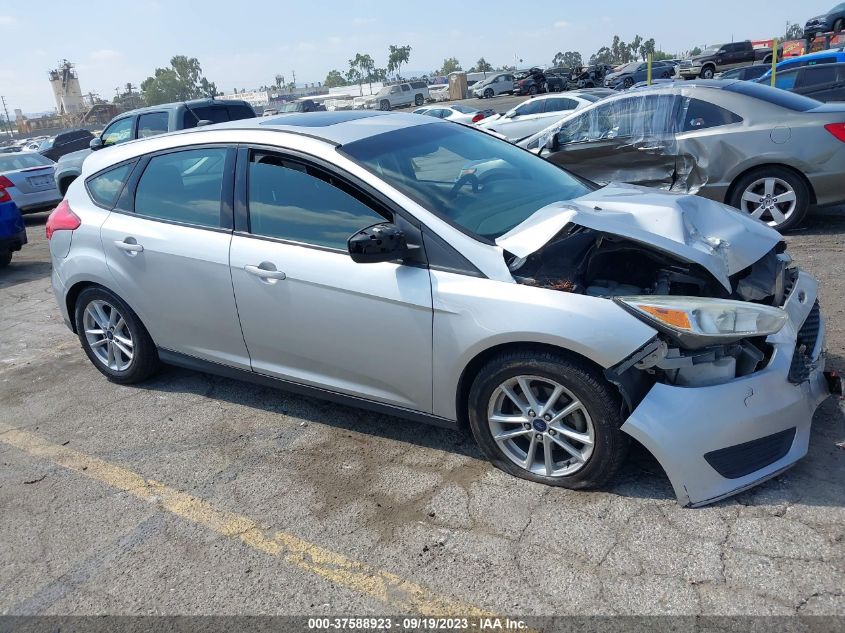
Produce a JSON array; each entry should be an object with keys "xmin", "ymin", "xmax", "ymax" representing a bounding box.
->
[
  {"xmin": 472, "ymin": 57, "xmax": 493, "ymax": 72},
  {"xmin": 387, "ymin": 44, "xmax": 412, "ymax": 79},
  {"xmin": 782, "ymin": 21, "xmax": 803, "ymax": 41},
  {"xmin": 348, "ymin": 53, "xmax": 375, "ymax": 95},
  {"xmin": 690, "ymin": 46, "xmax": 702, "ymax": 57},
  {"xmin": 589, "ymin": 46, "xmax": 613, "ymax": 66},
  {"xmin": 324, "ymin": 70, "xmax": 347, "ymax": 88},
  {"xmin": 551, "ymin": 51, "xmax": 583, "ymax": 68},
  {"xmin": 640, "ymin": 38, "xmax": 656, "ymax": 61},
  {"xmin": 439, "ymin": 57, "xmax": 462, "ymax": 74},
  {"xmin": 140, "ymin": 55, "xmax": 217, "ymax": 105}
]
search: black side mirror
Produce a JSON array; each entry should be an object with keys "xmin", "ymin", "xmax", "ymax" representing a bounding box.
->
[
  {"xmin": 348, "ymin": 223, "xmax": 409, "ymax": 264},
  {"xmin": 89, "ymin": 137, "xmax": 104, "ymax": 151},
  {"xmin": 545, "ymin": 133, "xmax": 561, "ymax": 152},
  {"xmin": 196, "ymin": 119, "xmax": 214, "ymax": 127}
]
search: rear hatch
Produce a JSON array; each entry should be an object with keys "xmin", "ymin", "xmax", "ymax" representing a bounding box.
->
[{"xmin": 5, "ymin": 165, "xmax": 56, "ymax": 194}]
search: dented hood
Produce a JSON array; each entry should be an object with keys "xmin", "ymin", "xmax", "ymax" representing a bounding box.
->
[{"xmin": 496, "ymin": 183, "xmax": 782, "ymax": 291}]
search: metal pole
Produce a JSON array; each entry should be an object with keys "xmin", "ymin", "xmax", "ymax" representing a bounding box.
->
[
  {"xmin": 647, "ymin": 53, "xmax": 653, "ymax": 85},
  {"xmin": 770, "ymin": 39, "xmax": 779, "ymax": 87},
  {"xmin": 0, "ymin": 96, "xmax": 12, "ymax": 137}
]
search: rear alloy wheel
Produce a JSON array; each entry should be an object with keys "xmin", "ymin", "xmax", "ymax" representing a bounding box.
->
[
  {"xmin": 730, "ymin": 167, "xmax": 809, "ymax": 231},
  {"xmin": 468, "ymin": 351, "xmax": 628, "ymax": 489},
  {"xmin": 415, "ymin": 94, "xmax": 424, "ymax": 106},
  {"xmin": 75, "ymin": 287, "xmax": 159, "ymax": 384},
  {"xmin": 484, "ymin": 88, "xmax": 494, "ymax": 99}
]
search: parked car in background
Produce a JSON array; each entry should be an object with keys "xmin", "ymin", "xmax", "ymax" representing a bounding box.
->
[
  {"xmin": 278, "ymin": 99, "xmax": 326, "ymax": 113},
  {"xmin": 679, "ymin": 41, "xmax": 779, "ymax": 79},
  {"xmin": 39, "ymin": 129, "xmax": 94, "ymax": 162},
  {"xmin": 477, "ymin": 92, "xmax": 600, "ymax": 140},
  {"xmin": 53, "ymin": 98, "xmax": 256, "ymax": 194},
  {"xmin": 429, "ymin": 84, "xmax": 451, "ymax": 101},
  {"xmin": 413, "ymin": 104, "xmax": 495, "ymax": 123},
  {"xmin": 764, "ymin": 62, "xmax": 845, "ymax": 102},
  {"xmin": 356, "ymin": 82, "xmax": 430, "ymax": 110},
  {"xmin": 513, "ymin": 68, "xmax": 548, "ymax": 95},
  {"xmin": 0, "ymin": 152, "xmax": 62, "ymax": 214},
  {"xmin": 804, "ymin": 3, "xmax": 845, "ymax": 37},
  {"xmin": 521, "ymin": 80, "xmax": 845, "ymax": 231},
  {"xmin": 717, "ymin": 65, "xmax": 770, "ymax": 81},
  {"xmin": 471, "ymin": 73, "xmax": 516, "ymax": 98},
  {"xmin": 568, "ymin": 64, "xmax": 613, "ymax": 89},
  {"xmin": 605, "ymin": 60, "xmax": 675, "ymax": 89},
  {"xmin": 0, "ymin": 199, "xmax": 26, "ymax": 267},
  {"xmin": 47, "ymin": 110, "xmax": 836, "ymax": 508},
  {"xmin": 262, "ymin": 108, "xmax": 279, "ymax": 117},
  {"xmin": 756, "ymin": 48, "xmax": 845, "ymax": 83}
]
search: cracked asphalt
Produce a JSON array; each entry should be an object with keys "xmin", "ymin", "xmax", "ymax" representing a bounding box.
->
[{"xmin": 1, "ymin": 209, "xmax": 843, "ymax": 618}]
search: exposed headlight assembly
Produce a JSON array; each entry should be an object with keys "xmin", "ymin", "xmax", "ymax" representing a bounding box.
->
[{"xmin": 615, "ymin": 296, "xmax": 788, "ymax": 349}]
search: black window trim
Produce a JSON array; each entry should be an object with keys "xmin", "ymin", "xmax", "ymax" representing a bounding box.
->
[{"xmin": 113, "ymin": 143, "xmax": 236, "ymax": 234}]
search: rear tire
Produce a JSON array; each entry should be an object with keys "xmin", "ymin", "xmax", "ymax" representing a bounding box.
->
[
  {"xmin": 0, "ymin": 251, "xmax": 11, "ymax": 268},
  {"xmin": 467, "ymin": 350, "xmax": 629, "ymax": 490},
  {"xmin": 623, "ymin": 77, "xmax": 634, "ymax": 89},
  {"xmin": 414, "ymin": 94, "xmax": 424, "ymax": 106},
  {"xmin": 74, "ymin": 286, "xmax": 160, "ymax": 384},
  {"xmin": 728, "ymin": 166, "xmax": 810, "ymax": 232}
]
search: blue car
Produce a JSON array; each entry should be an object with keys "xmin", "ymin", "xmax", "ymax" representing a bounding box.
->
[
  {"xmin": 0, "ymin": 199, "xmax": 27, "ymax": 267},
  {"xmin": 757, "ymin": 47, "xmax": 845, "ymax": 82}
]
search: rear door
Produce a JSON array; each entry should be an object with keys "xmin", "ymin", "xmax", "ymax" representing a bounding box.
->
[
  {"xmin": 228, "ymin": 147, "xmax": 433, "ymax": 411},
  {"xmin": 100, "ymin": 145, "xmax": 251, "ymax": 368},
  {"xmin": 794, "ymin": 64, "xmax": 842, "ymax": 101},
  {"xmin": 544, "ymin": 93, "xmax": 679, "ymax": 188}
]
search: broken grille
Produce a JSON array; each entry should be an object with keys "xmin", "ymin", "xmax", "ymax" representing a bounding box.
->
[{"xmin": 788, "ymin": 301, "xmax": 821, "ymax": 384}]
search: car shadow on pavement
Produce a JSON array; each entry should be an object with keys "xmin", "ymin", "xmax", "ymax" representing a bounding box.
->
[
  {"xmin": 785, "ymin": 206, "xmax": 845, "ymax": 236},
  {"xmin": 135, "ymin": 360, "xmax": 845, "ymax": 508},
  {"xmin": 0, "ymin": 259, "xmax": 52, "ymax": 289}
]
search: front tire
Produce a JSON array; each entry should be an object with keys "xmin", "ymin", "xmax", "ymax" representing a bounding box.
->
[
  {"xmin": 834, "ymin": 18, "xmax": 845, "ymax": 32},
  {"xmin": 728, "ymin": 166, "xmax": 809, "ymax": 231},
  {"xmin": 528, "ymin": 85, "xmax": 538, "ymax": 95},
  {"xmin": 379, "ymin": 100, "xmax": 391, "ymax": 111},
  {"xmin": 74, "ymin": 286, "xmax": 160, "ymax": 384},
  {"xmin": 484, "ymin": 88, "xmax": 494, "ymax": 99},
  {"xmin": 468, "ymin": 350, "xmax": 629, "ymax": 490},
  {"xmin": 700, "ymin": 66, "xmax": 715, "ymax": 79}
]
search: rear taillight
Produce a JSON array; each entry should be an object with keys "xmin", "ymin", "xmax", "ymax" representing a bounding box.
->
[
  {"xmin": 46, "ymin": 200, "xmax": 81, "ymax": 240},
  {"xmin": 0, "ymin": 175, "xmax": 13, "ymax": 203},
  {"xmin": 824, "ymin": 123, "xmax": 845, "ymax": 143},
  {"xmin": 471, "ymin": 113, "xmax": 484, "ymax": 123}
]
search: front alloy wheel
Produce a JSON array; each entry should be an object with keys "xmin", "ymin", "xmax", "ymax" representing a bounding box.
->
[{"xmin": 488, "ymin": 375, "xmax": 594, "ymax": 477}]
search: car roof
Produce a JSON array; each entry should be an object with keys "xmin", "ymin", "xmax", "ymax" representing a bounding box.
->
[{"xmin": 192, "ymin": 110, "xmax": 434, "ymax": 146}]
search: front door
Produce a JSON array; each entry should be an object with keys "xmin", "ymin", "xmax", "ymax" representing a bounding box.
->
[
  {"xmin": 100, "ymin": 145, "xmax": 251, "ymax": 368},
  {"xmin": 229, "ymin": 149, "xmax": 433, "ymax": 412},
  {"xmin": 543, "ymin": 93, "xmax": 679, "ymax": 189}
]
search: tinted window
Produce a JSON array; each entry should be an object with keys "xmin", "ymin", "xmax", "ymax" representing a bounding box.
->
[
  {"xmin": 0, "ymin": 153, "xmax": 54, "ymax": 171},
  {"xmin": 88, "ymin": 162, "xmax": 133, "ymax": 208},
  {"xmin": 724, "ymin": 81, "xmax": 821, "ymax": 111},
  {"xmin": 102, "ymin": 118, "xmax": 134, "ymax": 146},
  {"xmin": 134, "ymin": 148, "xmax": 227, "ymax": 227},
  {"xmin": 514, "ymin": 100, "xmax": 544, "ymax": 116},
  {"xmin": 774, "ymin": 70, "xmax": 798, "ymax": 90},
  {"xmin": 342, "ymin": 121, "xmax": 592, "ymax": 240},
  {"xmin": 797, "ymin": 65, "xmax": 837, "ymax": 87},
  {"xmin": 182, "ymin": 106, "xmax": 230, "ymax": 129},
  {"xmin": 401, "ymin": 84, "xmax": 410, "ymax": 92},
  {"xmin": 226, "ymin": 104, "xmax": 255, "ymax": 121},
  {"xmin": 543, "ymin": 98, "xmax": 577, "ymax": 113},
  {"xmin": 681, "ymin": 98, "xmax": 743, "ymax": 131},
  {"xmin": 137, "ymin": 112, "xmax": 169, "ymax": 138},
  {"xmin": 247, "ymin": 151, "xmax": 386, "ymax": 250}
]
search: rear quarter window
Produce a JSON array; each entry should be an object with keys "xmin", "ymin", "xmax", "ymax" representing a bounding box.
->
[
  {"xmin": 226, "ymin": 104, "xmax": 256, "ymax": 121},
  {"xmin": 86, "ymin": 162, "xmax": 135, "ymax": 209}
]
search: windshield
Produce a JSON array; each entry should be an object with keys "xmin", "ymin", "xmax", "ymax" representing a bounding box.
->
[
  {"xmin": 618, "ymin": 62, "xmax": 640, "ymax": 73},
  {"xmin": 279, "ymin": 103, "xmax": 302, "ymax": 112},
  {"xmin": 377, "ymin": 86, "xmax": 392, "ymax": 96},
  {"xmin": 341, "ymin": 122, "xmax": 592, "ymax": 241},
  {"xmin": 0, "ymin": 153, "xmax": 54, "ymax": 171},
  {"xmin": 701, "ymin": 45, "xmax": 721, "ymax": 55},
  {"xmin": 38, "ymin": 138, "xmax": 55, "ymax": 151},
  {"xmin": 450, "ymin": 104, "xmax": 477, "ymax": 114}
]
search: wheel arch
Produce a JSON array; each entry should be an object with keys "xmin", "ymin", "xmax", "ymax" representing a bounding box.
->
[
  {"xmin": 454, "ymin": 341, "xmax": 607, "ymax": 433},
  {"xmin": 725, "ymin": 162, "xmax": 817, "ymax": 207},
  {"xmin": 57, "ymin": 173, "xmax": 78, "ymax": 196},
  {"xmin": 65, "ymin": 280, "xmax": 144, "ymax": 335}
]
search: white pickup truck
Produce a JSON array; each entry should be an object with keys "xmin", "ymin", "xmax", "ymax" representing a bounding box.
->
[{"xmin": 355, "ymin": 82, "xmax": 430, "ymax": 110}]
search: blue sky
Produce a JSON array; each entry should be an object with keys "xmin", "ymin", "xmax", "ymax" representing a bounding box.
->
[{"xmin": 0, "ymin": 0, "xmax": 834, "ymax": 113}]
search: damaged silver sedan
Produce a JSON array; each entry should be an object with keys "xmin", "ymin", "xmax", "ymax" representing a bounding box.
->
[{"xmin": 51, "ymin": 111, "xmax": 839, "ymax": 508}]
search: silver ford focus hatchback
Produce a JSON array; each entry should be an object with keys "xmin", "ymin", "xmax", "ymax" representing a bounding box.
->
[{"xmin": 47, "ymin": 111, "xmax": 837, "ymax": 507}]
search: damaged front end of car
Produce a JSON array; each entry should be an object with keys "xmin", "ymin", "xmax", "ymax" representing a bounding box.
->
[{"xmin": 497, "ymin": 185, "xmax": 836, "ymax": 506}]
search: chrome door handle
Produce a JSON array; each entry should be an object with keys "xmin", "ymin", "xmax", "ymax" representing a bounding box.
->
[
  {"xmin": 114, "ymin": 240, "xmax": 144, "ymax": 253},
  {"xmin": 244, "ymin": 265, "xmax": 286, "ymax": 280}
]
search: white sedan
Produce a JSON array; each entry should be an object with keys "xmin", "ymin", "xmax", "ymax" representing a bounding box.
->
[
  {"xmin": 476, "ymin": 92, "xmax": 600, "ymax": 141},
  {"xmin": 412, "ymin": 104, "xmax": 489, "ymax": 124}
]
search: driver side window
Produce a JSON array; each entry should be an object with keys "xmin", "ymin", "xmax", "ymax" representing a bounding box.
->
[{"xmin": 102, "ymin": 117, "xmax": 134, "ymax": 147}]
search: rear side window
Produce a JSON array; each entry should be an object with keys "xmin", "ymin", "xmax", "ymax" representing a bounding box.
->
[
  {"xmin": 543, "ymin": 98, "xmax": 577, "ymax": 113},
  {"xmin": 134, "ymin": 148, "xmax": 228, "ymax": 227},
  {"xmin": 226, "ymin": 104, "xmax": 255, "ymax": 121},
  {"xmin": 87, "ymin": 162, "xmax": 134, "ymax": 208},
  {"xmin": 247, "ymin": 151, "xmax": 386, "ymax": 250},
  {"xmin": 182, "ymin": 106, "xmax": 230, "ymax": 128},
  {"xmin": 724, "ymin": 81, "xmax": 821, "ymax": 111},
  {"xmin": 137, "ymin": 112, "xmax": 169, "ymax": 138},
  {"xmin": 681, "ymin": 98, "xmax": 744, "ymax": 131},
  {"xmin": 797, "ymin": 65, "xmax": 837, "ymax": 87}
]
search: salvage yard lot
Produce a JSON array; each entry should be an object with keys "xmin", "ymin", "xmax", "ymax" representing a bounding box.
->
[{"xmin": 1, "ymin": 210, "xmax": 843, "ymax": 616}]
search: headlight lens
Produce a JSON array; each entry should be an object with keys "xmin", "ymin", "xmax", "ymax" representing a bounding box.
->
[{"xmin": 616, "ymin": 296, "xmax": 788, "ymax": 345}]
